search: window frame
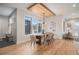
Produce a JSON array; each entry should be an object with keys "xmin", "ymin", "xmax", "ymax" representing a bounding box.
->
[
  {"xmin": 25, "ymin": 16, "xmax": 43, "ymax": 35},
  {"xmin": 25, "ymin": 16, "xmax": 32, "ymax": 35}
]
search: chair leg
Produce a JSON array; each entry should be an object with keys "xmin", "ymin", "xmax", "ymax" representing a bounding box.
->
[
  {"xmin": 48, "ymin": 41, "xmax": 50, "ymax": 45},
  {"xmin": 30, "ymin": 41, "xmax": 32, "ymax": 45},
  {"xmin": 47, "ymin": 40, "xmax": 51, "ymax": 45},
  {"xmin": 34, "ymin": 41, "xmax": 35, "ymax": 48},
  {"xmin": 31, "ymin": 41, "xmax": 33, "ymax": 46}
]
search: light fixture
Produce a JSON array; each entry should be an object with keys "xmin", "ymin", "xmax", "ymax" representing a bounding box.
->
[
  {"xmin": 42, "ymin": 13, "xmax": 45, "ymax": 34},
  {"xmin": 73, "ymin": 4, "xmax": 76, "ymax": 7},
  {"xmin": 27, "ymin": 3, "xmax": 55, "ymax": 17}
]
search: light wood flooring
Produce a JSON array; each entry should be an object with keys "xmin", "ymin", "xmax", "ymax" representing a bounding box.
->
[{"xmin": 0, "ymin": 39, "xmax": 79, "ymax": 55}]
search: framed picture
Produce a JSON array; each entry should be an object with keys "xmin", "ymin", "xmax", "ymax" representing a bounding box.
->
[{"xmin": 49, "ymin": 21, "xmax": 56, "ymax": 32}]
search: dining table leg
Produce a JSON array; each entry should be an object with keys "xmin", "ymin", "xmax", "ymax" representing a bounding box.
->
[
  {"xmin": 39, "ymin": 39, "xmax": 41, "ymax": 45},
  {"xmin": 36, "ymin": 36, "xmax": 42, "ymax": 45}
]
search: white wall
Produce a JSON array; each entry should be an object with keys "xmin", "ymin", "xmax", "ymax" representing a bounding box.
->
[
  {"xmin": 45, "ymin": 15, "xmax": 64, "ymax": 39},
  {"xmin": 0, "ymin": 16, "xmax": 8, "ymax": 38},
  {"xmin": 16, "ymin": 8, "xmax": 42, "ymax": 44},
  {"xmin": 16, "ymin": 8, "xmax": 65, "ymax": 44},
  {"xmin": 16, "ymin": 8, "xmax": 27, "ymax": 44},
  {"xmin": 45, "ymin": 14, "xmax": 79, "ymax": 39},
  {"xmin": 16, "ymin": 8, "xmax": 73, "ymax": 43},
  {"xmin": 64, "ymin": 18, "xmax": 79, "ymax": 36}
]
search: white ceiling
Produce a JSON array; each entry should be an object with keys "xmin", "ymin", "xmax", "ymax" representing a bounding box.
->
[
  {"xmin": 0, "ymin": 3, "xmax": 32, "ymax": 17},
  {"xmin": 0, "ymin": 3, "xmax": 32, "ymax": 10},
  {"xmin": 44, "ymin": 3, "xmax": 79, "ymax": 15},
  {"xmin": 0, "ymin": 3, "xmax": 79, "ymax": 17},
  {"xmin": 0, "ymin": 6, "xmax": 15, "ymax": 17}
]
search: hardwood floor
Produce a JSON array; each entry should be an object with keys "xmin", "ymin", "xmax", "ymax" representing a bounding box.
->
[{"xmin": 0, "ymin": 39, "xmax": 79, "ymax": 55}]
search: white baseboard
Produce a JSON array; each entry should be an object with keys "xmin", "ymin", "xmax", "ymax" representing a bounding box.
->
[{"xmin": 16, "ymin": 39, "xmax": 30, "ymax": 44}]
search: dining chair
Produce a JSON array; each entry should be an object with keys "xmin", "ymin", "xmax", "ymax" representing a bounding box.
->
[
  {"xmin": 43, "ymin": 33, "xmax": 47, "ymax": 44},
  {"xmin": 41, "ymin": 35, "xmax": 45, "ymax": 44},
  {"xmin": 42, "ymin": 33, "xmax": 48, "ymax": 45},
  {"xmin": 30, "ymin": 35, "xmax": 37, "ymax": 47},
  {"xmin": 50, "ymin": 33, "xmax": 54, "ymax": 40},
  {"xmin": 45, "ymin": 33, "xmax": 53, "ymax": 45},
  {"xmin": 50, "ymin": 33, "xmax": 54, "ymax": 43}
]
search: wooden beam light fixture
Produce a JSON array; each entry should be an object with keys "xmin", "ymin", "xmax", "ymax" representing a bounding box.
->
[{"xmin": 27, "ymin": 3, "xmax": 55, "ymax": 17}]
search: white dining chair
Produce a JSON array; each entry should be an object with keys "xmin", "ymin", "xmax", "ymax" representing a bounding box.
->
[
  {"xmin": 30, "ymin": 35, "xmax": 37, "ymax": 47},
  {"xmin": 45, "ymin": 33, "xmax": 53, "ymax": 45},
  {"xmin": 41, "ymin": 35, "xmax": 45, "ymax": 44}
]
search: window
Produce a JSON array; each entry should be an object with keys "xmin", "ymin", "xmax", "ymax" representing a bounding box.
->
[
  {"xmin": 25, "ymin": 16, "xmax": 42, "ymax": 35},
  {"xmin": 25, "ymin": 16, "xmax": 32, "ymax": 34},
  {"xmin": 32, "ymin": 17, "xmax": 42, "ymax": 34},
  {"xmin": 38, "ymin": 23, "xmax": 42, "ymax": 33}
]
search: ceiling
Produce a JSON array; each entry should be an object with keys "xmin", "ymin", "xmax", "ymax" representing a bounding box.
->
[
  {"xmin": 0, "ymin": 3, "xmax": 79, "ymax": 17},
  {"xmin": 0, "ymin": 6, "xmax": 15, "ymax": 17},
  {"xmin": 0, "ymin": 3, "xmax": 32, "ymax": 17},
  {"xmin": 44, "ymin": 3, "xmax": 79, "ymax": 17}
]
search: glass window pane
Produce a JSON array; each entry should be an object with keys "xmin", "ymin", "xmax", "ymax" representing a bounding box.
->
[
  {"xmin": 25, "ymin": 16, "xmax": 31, "ymax": 34},
  {"xmin": 38, "ymin": 23, "xmax": 42, "ymax": 33},
  {"xmin": 25, "ymin": 16, "xmax": 42, "ymax": 34}
]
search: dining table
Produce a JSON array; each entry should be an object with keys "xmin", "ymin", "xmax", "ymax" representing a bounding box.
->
[{"xmin": 30, "ymin": 34, "xmax": 44, "ymax": 45}]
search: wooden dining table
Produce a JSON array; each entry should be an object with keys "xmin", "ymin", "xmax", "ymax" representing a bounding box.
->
[{"xmin": 30, "ymin": 34, "xmax": 44, "ymax": 45}]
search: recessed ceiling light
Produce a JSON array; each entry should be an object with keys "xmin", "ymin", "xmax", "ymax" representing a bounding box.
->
[{"xmin": 73, "ymin": 4, "xmax": 76, "ymax": 7}]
